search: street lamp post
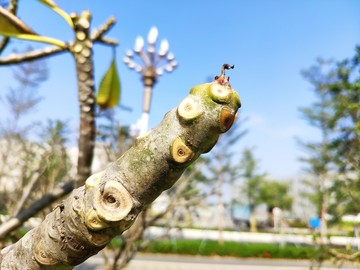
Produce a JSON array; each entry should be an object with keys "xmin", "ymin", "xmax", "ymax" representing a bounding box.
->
[{"xmin": 124, "ymin": 26, "xmax": 177, "ymax": 135}]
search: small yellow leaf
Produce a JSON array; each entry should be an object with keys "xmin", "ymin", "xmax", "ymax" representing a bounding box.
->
[
  {"xmin": 38, "ymin": 0, "xmax": 57, "ymax": 7},
  {"xmin": 37, "ymin": 0, "xmax": 74, "ymax": 29},
  {"xmin": 0, "ymin": 6, "xmax": 35, "ymax": 35},
  {"xmin": 0, "ymin": 6, "xmax": 66, "ymax": 47},
  {"xmin": 97, "ymin": 58, "xmax": 121, "ymax": 110}
]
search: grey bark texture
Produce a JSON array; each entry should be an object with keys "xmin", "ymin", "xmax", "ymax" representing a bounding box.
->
[
  {"xmin": 71, "ymin": 11, "xmax": 97, "ymax": 187},
  {"xmin": 0, "ymin": 72, "xmax": 241, "ymax": 269}
]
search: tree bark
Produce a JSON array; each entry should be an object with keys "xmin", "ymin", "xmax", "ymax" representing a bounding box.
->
[
  {"xmin": 0, "ymin": 73, "xmax": 241, "ymax": 269},
  {"xmin": 71, "ymin": 11, "xmax": 97, "ymax": 187}
]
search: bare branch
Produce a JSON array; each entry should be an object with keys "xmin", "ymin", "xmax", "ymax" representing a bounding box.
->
[
  {"xmin": 13, "ymin": 170, "xmax": 42, "ymax": 216},
  {"xmin": 0, "ymin": 45, "xmax": 68, "ymax": 65},
  {"xmin": 96, "ymin": 37, "xmax": 118, "ymax": 46},
  {"xmin": 91, "ymin": 17, "xmax": 117, "ymax": 45},
  {"xmin": 329, "ymin": 248, "xmax": 360, "ymax": 261},
  {"xmin": 0, "ymin": 180, "xmax": 75, "ymax": 239}
]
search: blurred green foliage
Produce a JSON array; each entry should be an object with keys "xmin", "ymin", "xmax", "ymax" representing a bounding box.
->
[{"xmin": 143, "ymin": 239, "xmax": 319, "ymax": 259}]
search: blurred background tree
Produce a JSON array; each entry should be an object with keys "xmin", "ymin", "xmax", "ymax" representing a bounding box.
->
[
  {"xmin": 0, "ymin": 56, "xmax": 71, "ymax": 243},
  {"xmin": 299, "ymin": 48, "xmax": 360, "ymax": 222},
  {"xmin": 205, "ymin": 121, "xmax": 247, "ymax": 242},
  {"xmin": 237, "ymin": 148, "xmax": 266, "ymax": 231},
  {"xmin": 299, "ymin": 58, "xmax": 335, "ymax": 244},
  {"xmin": 299, "ymin": 46, "xmax": 360, "ymax": 265}
]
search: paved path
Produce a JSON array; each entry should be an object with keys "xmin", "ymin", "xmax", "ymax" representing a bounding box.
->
[{"xmin": 76, "ymin": 254, "xmax": 357, "ymax": 270}]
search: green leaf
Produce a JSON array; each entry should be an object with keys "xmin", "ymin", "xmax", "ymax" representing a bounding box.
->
[
  {"xmin": 0, "ymin": 6, "xmax": 66, "ymax": 47},
  {"xmin": 37, "ymin": 0, "xmax": 74, "ymax": 29},
  {"xmin": 97, "ymin": 59, "xmax": 121, "ymax": 110},
  {"xmin": 0, "ymin": 6, "xmax": 35, "ymax": 35}
]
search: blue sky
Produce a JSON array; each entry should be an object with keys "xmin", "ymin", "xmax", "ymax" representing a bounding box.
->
[{"xmin": 0, "ymin": 0, "xmax": 359, "ymax": 179}]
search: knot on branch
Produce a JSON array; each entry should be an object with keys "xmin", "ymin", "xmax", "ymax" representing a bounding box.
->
[{"xmin": 84, "ymin": 172, "xmax": 136, "ymax": 232}]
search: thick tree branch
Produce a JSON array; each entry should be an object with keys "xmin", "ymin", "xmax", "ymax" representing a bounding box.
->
[
  {"xmin": 105, "ymin": 173, "xmax": 194, "ymax": 270},
  {"xmin": 0, "ymin": 70, "xmax": 241, "ymax": 269},
  {"xmin": 0, "ymin": 180, "xmax": 75, "ymax": 239}
]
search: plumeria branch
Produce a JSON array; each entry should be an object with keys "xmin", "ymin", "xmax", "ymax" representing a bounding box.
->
[{"xmin": 0, "ymin": 16, "xmax": 118, "ymax": 65}]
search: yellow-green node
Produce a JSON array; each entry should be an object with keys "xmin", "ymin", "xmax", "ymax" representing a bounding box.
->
[
  {"xmin": 232, "ymin": 90, "xmax": 242, "ymax": 108},
  {"xmin": 85, "ymin": 171, "xmax": 102, "ymax": 189},
  {"xmin": 189, "ymin": 83, "xmax": 211, "ymax": 96},
  {"xmin": 34, "ymin": 240, "xmax": 58, "ymax": 265},
  {"xmin": 170, "ymin": 137, "xmax": 195, "ymax": 164},
  {"xmin": 209, "ymin": 83, "xmax": 233, "ymax": 104},
  {"xmin": 219, "ymin": 107, "xmax": 236, "ymax": 132},
  {"xmin": 93, "ymin": 180, "xmax": 133, "ymax": 222},
  {"xmin": 177, "ymin": 96, "xmax": 203, "ymax": 123},
  {"xmin": 85, "ymin": 209, "xmax": 110, "ymax": 231}
]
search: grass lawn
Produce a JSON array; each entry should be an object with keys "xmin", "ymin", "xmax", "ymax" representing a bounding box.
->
[{"xmin": 142, "ymin": 239, "xmax": 321, "ymax": 259}]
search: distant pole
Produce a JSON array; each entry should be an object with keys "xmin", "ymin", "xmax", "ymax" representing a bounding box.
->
[{"xmin": 124, "ymin": 26, "xmax": 177, "ymax": 135}]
